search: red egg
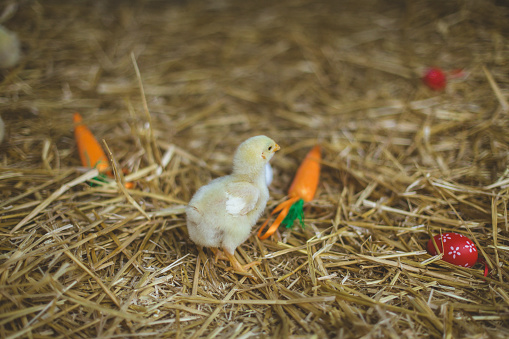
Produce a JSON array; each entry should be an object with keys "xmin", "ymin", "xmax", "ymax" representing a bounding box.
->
[
  {"xmin": 427, "ymin": 232, "xmax": 478, "ymax": 268},
  {"xmin": 423, "ymin": 67, "xmax": 447, "ymax": 90}
]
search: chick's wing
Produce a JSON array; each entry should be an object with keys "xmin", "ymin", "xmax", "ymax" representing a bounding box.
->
[{"xmin": 225, "ymin": 182, "xmax": 260, "ymax": 216}]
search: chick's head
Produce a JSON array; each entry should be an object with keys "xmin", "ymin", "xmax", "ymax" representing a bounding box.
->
[{"xmin": 233, "ymin": 135, "xmax": 280, "ymax": 177}]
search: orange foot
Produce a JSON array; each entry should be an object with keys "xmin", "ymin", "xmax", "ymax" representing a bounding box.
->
[
  {"xmin": 223, "ymin": 250, "xmax": 261, "ymax": 276},
  {"xmin": 210, "ymin": 248, "xmax": 229, "ymax": 263}
]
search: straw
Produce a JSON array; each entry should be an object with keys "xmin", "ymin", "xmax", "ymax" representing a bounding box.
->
[{"xmin": 1, "ymin": 0, "xmax": 508, "ymax": 337}]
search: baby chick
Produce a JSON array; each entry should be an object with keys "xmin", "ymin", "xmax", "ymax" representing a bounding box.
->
[{"xmin": 186, "ymin": 135, "xmax": 280, "ymax": 274}]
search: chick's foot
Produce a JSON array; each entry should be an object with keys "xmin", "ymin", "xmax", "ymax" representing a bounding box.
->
[
  {"xmin": 224, "ymin": 250, "xmax": 261, "ymax": 274},
  {"xmin": 210, "ymin": 248, "xmax": 229, "ymax": 263}
]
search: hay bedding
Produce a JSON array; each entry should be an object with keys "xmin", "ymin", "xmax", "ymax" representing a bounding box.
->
[{"xmin": 0, "ymin": 0, "xmax": 508, "ymax": 337}]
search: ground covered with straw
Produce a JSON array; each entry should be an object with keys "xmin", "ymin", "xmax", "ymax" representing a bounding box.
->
[{"xmin": 1, "ymin": 0, "xmax": 509, "ymax": 337}]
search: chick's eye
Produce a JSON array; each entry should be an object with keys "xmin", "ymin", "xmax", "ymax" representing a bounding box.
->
[{"xmin": 268, "ymin": 146, "xmax": 272, "ymax": 151}]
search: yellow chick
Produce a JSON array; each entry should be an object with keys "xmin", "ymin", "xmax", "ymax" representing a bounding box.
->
[{"xmin": 186, "ymin": 135, "xmax": 280, "ymax": 274}]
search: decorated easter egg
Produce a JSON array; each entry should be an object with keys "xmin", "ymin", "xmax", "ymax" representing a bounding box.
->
[
  {"xmin": 427, "ymin": 232, "xmax": 478, "ymax": 268},
  {"xmin": 423, "ymin": 67, "xmax": 446, "ymax": 91}
]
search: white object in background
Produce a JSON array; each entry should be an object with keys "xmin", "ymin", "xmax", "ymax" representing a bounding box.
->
[
  {"xmin": 265, "ymin": 163, "xmax": 273, "ymax": 186},
  {"xmin": 0, "ymin": 25, "xmax": 20, "ymax": 68},
  {"xmin": 0, "ymin": 116, "xmax": 4, "ymax": 143}
]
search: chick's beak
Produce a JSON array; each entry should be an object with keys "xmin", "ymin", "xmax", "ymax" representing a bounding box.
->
[{"xmin": 274, "ymin": 144, "xmax": 280, "ymax": 152}]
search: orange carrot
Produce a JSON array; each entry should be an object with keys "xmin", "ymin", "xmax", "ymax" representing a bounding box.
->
[
  {"xmin": 74, "ymin": 112, "xmax": 110, "ymax": 173},
  {"xmin": 73, "ymin": 113, "xmax": 135, "ymax": 189},
  {"xmin": 258, "ymin": 145, "xmax": 321, "ymax": 240},
  {"xmin": 288, "ymin": 145, "xmax": 321, "ymax": 202}
]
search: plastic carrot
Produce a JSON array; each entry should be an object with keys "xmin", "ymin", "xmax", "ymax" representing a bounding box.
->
[
  {"xmin": 258, "ymin": 145, "xmax": 321, "ymax": 240},
  {"xmin": 74, "ymin": 112, "xmax": 110, "ymax": 173},
  {"xmin": 73, "ymin": 112, "xmax": 134, "ymax": 188}
]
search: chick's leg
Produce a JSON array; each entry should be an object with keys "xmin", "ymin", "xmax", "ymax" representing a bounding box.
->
[
  {"xmin": 210, "ymin": 248, "xmax": 229, "ymax": 263},
  {"xmin": 223, "ymin": 249, "xmax": 260, "ymax": 273}
]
